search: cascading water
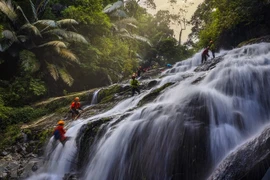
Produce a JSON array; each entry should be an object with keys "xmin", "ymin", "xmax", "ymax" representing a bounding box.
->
[
  {"xmin": 91, "ymin": 89, "xmax": 100, "ymax": 105},
  {"xmin": 28, "ymin": 43, "xmax": 270, "ymax": 180}
]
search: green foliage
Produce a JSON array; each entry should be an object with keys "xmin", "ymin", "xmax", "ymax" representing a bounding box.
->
[
  {"xmin": 0, "ymin": 95, "xmax": 11, "ymax": 120},
  {"xmin": 19, "ymin": 50, "xmax": 40, "ymax": 73},
  {"xmin": 188, "ymin": 0, "xmax": 270, "ymax": 49},
  {"xmin": 0, "ymin": 0, "xmax": 88, "ymax": 86},
  {"xmin": 4, "ymin": 76, "xmax": 47, "ymax": 106},
  {"xmin": 0, "ymin": 125, "xmax": 21, "ymax": 149},
  {"xmin": 98, "ymin": 84, "xmax": 121, "ymax": 103}
]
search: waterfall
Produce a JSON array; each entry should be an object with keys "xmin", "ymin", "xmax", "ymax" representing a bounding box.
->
[
  {"xmin": 91, "ymin": 89, "xmax": 100, "ymax": 105},
  {"xmin": 28, "ymin": 43, "xmax": 270, "ymax": 180}
]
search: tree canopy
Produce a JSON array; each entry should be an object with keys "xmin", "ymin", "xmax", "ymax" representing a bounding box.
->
[{"xmin": 187, "ymin": 0, "xmax": 270, "ymax": 49}]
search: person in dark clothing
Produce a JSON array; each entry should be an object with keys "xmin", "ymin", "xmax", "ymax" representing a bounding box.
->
[
  {"xmin": 69, "ymin": 97, "xmax": 83, "ymax": 120},
  {"xmin": 209, "ymin": 40, "xmax": 215, "ymax": 58},
  {"xmin": 201, "ymin": 47, "xmax": 210, "ymax": 63},
  {"xmin": 130, "ymin": 75, "xmax": 140, "ymax": 96}
]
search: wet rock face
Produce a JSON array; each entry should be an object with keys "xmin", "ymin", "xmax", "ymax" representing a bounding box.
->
[
  {"xmin": 237, "ymin": 35, "xmax": 270, "ymax": 48},
  {"xmin": 194, "ymin": 55, "xmax": 225, "ymax": 72},
  {"xmin": 208, "ymin": 126, "xmax": 270, "ymax": 180}
]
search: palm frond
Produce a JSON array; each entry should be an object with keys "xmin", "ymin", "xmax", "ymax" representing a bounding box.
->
[
  {"xmin": 16, "ymin": 6, "xmax": 29, "ymax": 23},
  {"xmin": 117, "ymin": 17, "xmax": 138, "ymax": 25},
  {"xmin": 120, "ymin": 33, "xmax": 152, "ymax": 46},
  {"xmin": 46, "ymin": 62, "xmax": 59, "ymax": 80},
  {"xmin": 114, "ymin": 18, "xmax": 138, "ymax": 29},
  {"xmin": 110, "ymin": 9, "xmax": 127, "ymax": 18},
  {"xmin": 103, "ymin": 1, "xmax": 123, "ymax": 14},
  {"xmin": 59, "ymin": 48, "xmax": 79, "ymax": 63},
  {"xmin": 126, "ymin": 23, "xmax": 138, "ymax": 29},
  {"xmin": 119, "ymin": 28, "xmax": 129, "ymax": 34},
  {"xmin": 103, "ymin": 4, "xmax": 112, "ymax": 13},
  {"xmin": 132, "ymin": 34, "xmax": 152, "ymax": 46},
  {"xmin": 17, "ymin": 35, "xmax": 28, "ymax": 42},
  {"xmin": 34, "ymin": 20, "xmax": 57, "ymax": 27},
  {"xmin": 111, "ymin": 23, "xmax": 119, "ymax": 31},
  {"xmin": 38, "ymin": 41, "xmax": 67, "ymax": 48},
  {"xmin": 0, "ymin": 40, "xmax": 12, "ymax": 52},
  {"xmin": 36, "ymin": 0, "xmax": 50, "ymax": 17},
  {"xmin": 0, "ymin": 0, "xmax": 17, "ymax": 22},
  {"xmin": 29, "ymin": 0, "xmax": 38, "ymax": 21},
  {"xmin": 47, "ymin": 29, "xmax": 88, "ymax": 44},
  {"xmin": 20, "ymin": 23, "xmax": 41, "ymax": 37},
  {"xmin": 59, "ymin": 68, "xmax": 74, "ymax": 86},
  {"xmin": 56, "ymin": 19, "xmax": 79, "ymax": 27},
  {"xmin": 19, "ymin": 50, "xmax": 40, "ymax": 73},
  {"xmin": 2, "ymin": 30, "xmax": 17, "ymax": 40}
]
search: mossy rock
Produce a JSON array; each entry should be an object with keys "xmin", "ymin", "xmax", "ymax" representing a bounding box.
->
[
  {"xmin": 76, "ymin": 117, "xmax": 113, "ymax": 169},
  {"xmin": 138, "ymin": 82, "xmax": 174, "ymax": 107},
  {"xmin": 237, "ymin": 35, "xmax": 270, "ymax": 48},
  {"xmin": 98, "ymin": 85, "xmax": 123, "ymax": 104}
]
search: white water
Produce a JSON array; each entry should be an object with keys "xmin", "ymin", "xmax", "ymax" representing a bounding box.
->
[
  {"xmin": 91, "ymin": 89, "xmax": 100, "ymax": 105},
  {"xmin": 28, "ymin": 43, "xmax": 270, "ymax": 180}
]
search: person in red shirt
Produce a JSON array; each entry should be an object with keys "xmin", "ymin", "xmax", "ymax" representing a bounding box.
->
[
  {"xmin": 69, "ymin": 97, "xmax": 83, "ymax": 120},
  {"xmin": 201, "ymin": 46, "xmax": 210, "ymax": 64},
  {"xmin": 53, "ymin": 120, "xmax": 68, "ymax": 145}
]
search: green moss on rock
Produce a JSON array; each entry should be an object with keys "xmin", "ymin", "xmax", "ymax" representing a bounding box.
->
[
  {"xmin": 98, "ymin": 85, "xmax": 122, "ymax": 104},
  {"xmin": 138, "ymin": 82, "xmax": 174, "ymax": 107},
  {"xmin": 237, "ymin": 35, "xmax": 270, "ymax": 48},
  {"xmin": 76, "ymin": 117, "xmax": 113, "ymax": 169}
]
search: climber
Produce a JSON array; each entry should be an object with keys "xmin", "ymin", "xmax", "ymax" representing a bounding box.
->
[
  {"xmin": 166, "ymin": 64, "xmax": 172, "ymax": 68},
  {"xmin": 53, "ymin": 120, "xmax": 69, "ymax": 145},
  {"xmin": 209, "ymin": 39, "xmax": 215, "ymax": 59},
  {"xmin": 69, "ymin": 97, "xmax": 83, "ymax": 120},
  {"xmin": 201, "ymin": 46, "xmax": 210, "ymax": 64},
  {"xmin": 130, "ymin": 75, "xmax": 140, "ymax": 96}
]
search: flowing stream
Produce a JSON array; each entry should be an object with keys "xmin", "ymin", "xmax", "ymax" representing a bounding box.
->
[{"xmin": 28, "ymin": 43, "xmax": 270, "ymax": 180}]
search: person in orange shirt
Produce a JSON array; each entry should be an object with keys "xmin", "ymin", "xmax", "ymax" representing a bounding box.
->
[
  {"xmin": 70, "ymin": 97, "xmax": 83, "ymax": 120},
  {"xmin": 53, "ymin": 120, "xmax": 70, "ymax": 145}
]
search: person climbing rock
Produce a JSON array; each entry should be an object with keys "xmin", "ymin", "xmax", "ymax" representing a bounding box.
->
[
  {"xmin": 201, "ymin": 47, "xmax": 210, "ymax": 64},
  {"xmin": 166, "ymin": 64, "xmax": 172, "ymax": 68},
  {"xmin": 69, "ymin": 97, "xmax": 83, "ymax": 120},
  {"xmin": 53, "ymin": 120, "xmax": 69, "ymax": 145},
  {"xmin": 130, "ymin": 75, "xmax": 140, "ymax": 96},
  {"xmin": 209, "ymin": 39, "xmax": 215, "ymax": 59}
]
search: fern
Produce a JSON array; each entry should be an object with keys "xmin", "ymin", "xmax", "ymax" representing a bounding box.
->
[
  {"xmin": 47, "ymin": 29, "xmax": 88, "ymax": 44},
  {"xmin": 20, "ymin": 23, "xmax": 41, "ymax": 37},
  {"xmin": 56, "ymin": 19, "xmax": 79, "ymax": 27},
  {"xmin": 38, "ymin": 41, "xmax": 67, "ymax": 48},
  {"xmin": 16, "ymin": 6, "xmax": 30, "ymax": 23},
  {"xmin": 34, "ymin": 20, "xmax": 57, "ymax": 27},
  {"xmin": 0, "ymin": 0, "xmax": 17, "ymax": 22},
  {"xmin": 46, "ymin": 62, "xmax": 59, "ymax": 80},
  {"xmin": 29, "ymin": 0, "xmax": 37, "ymax": 21},
  {"xmin": 103, "ymin": 1, "xmax": 123, "ymax": 14},
  {"xmin": 59, "ymin": 68, "xmax": 74, "ymax": 86},
  {"xmin": 59, "ymin": 48, "xmax": 79, "ymax": 63},
  {"xmin": 19, "ymin": 50, "xmax": 40, "ymax": 73}
]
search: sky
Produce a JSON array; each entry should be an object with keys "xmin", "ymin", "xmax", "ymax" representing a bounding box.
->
[{"xmin": 144, "ymin": 0, "xmax": 204, "ymax": 43}]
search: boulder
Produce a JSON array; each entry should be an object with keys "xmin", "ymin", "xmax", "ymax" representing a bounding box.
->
[{"xmin": 208, "ymin": 125, "xmax": 270, "ymax": 180}]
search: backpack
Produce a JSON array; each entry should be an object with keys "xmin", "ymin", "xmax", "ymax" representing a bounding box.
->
[{"xmin": 53, "ymin": 129, "xmax": 61, "ymax": 140}]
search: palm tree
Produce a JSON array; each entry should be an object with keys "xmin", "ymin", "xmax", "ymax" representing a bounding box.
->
[
  {"xmin": 103, "ymin": 1, "xmax": 152, "ymax": 46},
  {"xmin": 0, "ymin": 0, "xmax": 88, "ymax": 86}
]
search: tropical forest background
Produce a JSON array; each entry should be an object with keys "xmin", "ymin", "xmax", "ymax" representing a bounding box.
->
[{"xmin": 0, "ymin": 0, "xmax": 270, "ymax": 131}]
